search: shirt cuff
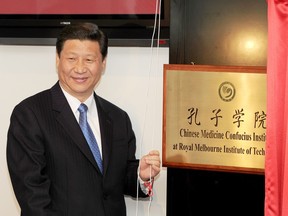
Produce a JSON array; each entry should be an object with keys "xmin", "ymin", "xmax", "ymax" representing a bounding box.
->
[{"xmin": 139, "ymin": 176, "xmax": 154, "ymax": 197}]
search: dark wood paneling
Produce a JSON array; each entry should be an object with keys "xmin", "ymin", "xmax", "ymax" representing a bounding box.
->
[
  {"xmin": 167, "ymin": 0, "xmax": 267, "ymax": 215},
  {"xmin": 169, "ymin": 0, "xmax": 267, "ymax": 66},
  {"xmin": 167, "ymin": 169, "xmax": 264, "ymax": 216}
]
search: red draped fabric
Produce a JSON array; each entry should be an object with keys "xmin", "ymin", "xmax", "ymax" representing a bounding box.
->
[{"xmin": 265, "ymin": 0, "xmax": 288, "ymax": 215}]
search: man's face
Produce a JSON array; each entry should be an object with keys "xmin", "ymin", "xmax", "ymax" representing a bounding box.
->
[{"xmin": 56, "ymin": 39, "xmax": 106, "ymax": 102}]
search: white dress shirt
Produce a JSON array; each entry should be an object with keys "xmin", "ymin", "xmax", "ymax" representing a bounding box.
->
[{"xmin": 61, "ymin": 88, "xmax": 102, "ymax": 157}]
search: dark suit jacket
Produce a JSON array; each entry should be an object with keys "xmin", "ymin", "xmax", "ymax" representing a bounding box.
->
[{"xmin": 7, "ymin": 82, "xmax": 147, "ymax": 216}]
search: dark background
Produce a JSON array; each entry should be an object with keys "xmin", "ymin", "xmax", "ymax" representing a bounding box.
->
[{"xmin": 167, "ymin": 0, "xmax": 267, "ymax": 215}]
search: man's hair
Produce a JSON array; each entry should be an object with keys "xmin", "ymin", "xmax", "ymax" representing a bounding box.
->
[{"xmin": 56, "ymin": 22, "xmax": 108, "ymax": 60}]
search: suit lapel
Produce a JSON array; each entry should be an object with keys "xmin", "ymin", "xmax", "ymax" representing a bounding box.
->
[
  {"xmin": 95, "ymin": 94, "xmax": 113, "ymax": 175},
  {"xmin": 50, "ymin": 82, "xmax": 100, "ymax": 172}
]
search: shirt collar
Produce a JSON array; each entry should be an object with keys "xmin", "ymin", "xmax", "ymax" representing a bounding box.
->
[{"xmin": 60, "ymin": 87, "xmax": 94, "ymax": 115}]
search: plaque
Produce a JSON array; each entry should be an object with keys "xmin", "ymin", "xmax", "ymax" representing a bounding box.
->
[{"xmin": 163, "ymin": 64, "xmax": 266, "ymax": 174}]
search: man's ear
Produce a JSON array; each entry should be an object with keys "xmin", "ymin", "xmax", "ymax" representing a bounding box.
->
[
  {"xmin": 101, "ymin": 57, "xmax": 107, "ymax": 75},
  {"xmin": 56, "ymin": 53, "xmax": 60, "ymax": 68}
]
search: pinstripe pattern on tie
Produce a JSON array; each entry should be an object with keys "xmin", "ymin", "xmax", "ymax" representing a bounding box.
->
[{"xmin": 78, "ymin": 103, "xmax": 103, "ymax": 174}]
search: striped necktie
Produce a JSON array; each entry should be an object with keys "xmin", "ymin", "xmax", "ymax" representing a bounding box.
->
[{"xmin": 78, "ymin": 103, "xmax": 103, "ymax": 174}]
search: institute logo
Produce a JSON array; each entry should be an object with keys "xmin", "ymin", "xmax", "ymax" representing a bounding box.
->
[{"xmin": 218, "ymin": 81, "xmax": 236, "ymax": 102}]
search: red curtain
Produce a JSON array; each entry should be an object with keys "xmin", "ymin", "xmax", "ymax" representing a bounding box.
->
[{"xmin": 265, "ymin": 0, "xmax": 288, "ymax": 215}]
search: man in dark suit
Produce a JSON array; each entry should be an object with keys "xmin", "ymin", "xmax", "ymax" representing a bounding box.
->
[{"xmin": 6, "ymin": 22, "xmax": 161, "ymax": 216}]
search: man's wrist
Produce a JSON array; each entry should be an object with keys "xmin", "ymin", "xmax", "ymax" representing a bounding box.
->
[{"xmin": 138, "ymin": 176, "xmax": 154, "ymax": 197}]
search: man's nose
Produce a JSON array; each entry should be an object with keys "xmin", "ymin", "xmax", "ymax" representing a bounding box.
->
[{"xmin": 75, "ymin": 60, "xmax": 87, "ymax": 73}]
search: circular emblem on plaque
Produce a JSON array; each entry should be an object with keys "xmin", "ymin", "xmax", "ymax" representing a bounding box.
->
[{"xmin": 218, "ymin": 81, "xmax": 236, "ymax": 102}]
